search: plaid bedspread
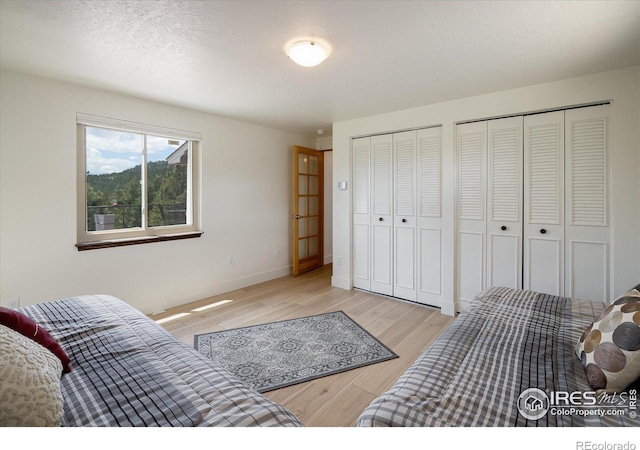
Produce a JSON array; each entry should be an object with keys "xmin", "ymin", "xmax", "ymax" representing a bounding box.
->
[
  {"xmin": 356, "ymin": 287, "xmax": 639, "ymax": 427},
  {"xmin": 21, "ymin": 295, "xmax": 302, "ymax": 427}
]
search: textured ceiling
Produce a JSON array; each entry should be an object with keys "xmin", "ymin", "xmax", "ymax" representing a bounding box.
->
[{"xmin": 1, "ymin": 0, "xmax": 638, "ymax": 137}]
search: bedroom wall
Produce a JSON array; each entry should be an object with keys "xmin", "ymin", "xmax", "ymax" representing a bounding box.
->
[
  {"xmin": 0, "ymin": 69, "xmax": 315, "ymax": 314},
  {"xmin": 323, "ymin": 151, "xmax": 333, "ymax": 265},
  {"xmin": 331, "ymin": 66, "xmax": 640, "ymax": 315}
]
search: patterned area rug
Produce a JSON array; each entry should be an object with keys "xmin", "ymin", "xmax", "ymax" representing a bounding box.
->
[{"xmin": 194, "ymin": 311, "xmax": 398, "ymax": 393}]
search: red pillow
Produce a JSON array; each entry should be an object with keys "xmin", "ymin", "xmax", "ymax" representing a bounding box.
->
[{"xmin": 0, "ymin": 306, "xmax": 72, "ymax": 373}]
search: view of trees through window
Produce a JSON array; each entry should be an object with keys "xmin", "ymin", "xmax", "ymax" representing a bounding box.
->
[{"xmin": 85, "ymin": 126, "xmax": 189, "ymax": 231}]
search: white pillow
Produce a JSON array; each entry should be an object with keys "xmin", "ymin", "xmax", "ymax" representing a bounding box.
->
[{"xmin": 0, "ymin": 324, "xmax": 64, "ymax": 426}]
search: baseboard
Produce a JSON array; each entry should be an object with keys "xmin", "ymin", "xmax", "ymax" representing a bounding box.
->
[
  {"xmin": 331, "ymin": 276, "xmax": 351, "ymax": 290},
  {"xmin": 143, "ymin": 265, "xmax": 292, "ymax": 315},
  {"xmin": 456, "ymin": 298, "xmax": 471, "ymax": 313},
  {"xmin": 214, "ymin": 266, "xmax": 293, "ymax": 295}
]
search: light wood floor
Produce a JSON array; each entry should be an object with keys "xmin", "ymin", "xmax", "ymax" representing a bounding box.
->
[{"xmin": 154, "ymin": 264, "xmax": 456, "ymax": 427}]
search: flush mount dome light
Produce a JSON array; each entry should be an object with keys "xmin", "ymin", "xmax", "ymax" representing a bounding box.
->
[{"xmin": 285, "ymin": 39, "xmax": 331, "ymax": 67}]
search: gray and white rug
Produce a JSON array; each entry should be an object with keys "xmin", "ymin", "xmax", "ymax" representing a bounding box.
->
[{"xmin": 194, "ymin": 311, "xmax": 398, "ymax": 393}]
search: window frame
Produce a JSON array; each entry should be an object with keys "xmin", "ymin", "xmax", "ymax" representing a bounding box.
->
[{"xmin": 76, "ymin": 113, "xmax": 201, "ymax": 248}]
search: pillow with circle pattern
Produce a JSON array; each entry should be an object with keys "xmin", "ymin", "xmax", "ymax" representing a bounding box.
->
[
  {"xmin": 0, "ymin": 324, "xmax": 64, "ymax": 426},
  {"xmin": 576, "ymin": 288, "xmax": 640, "ymax": 393}
]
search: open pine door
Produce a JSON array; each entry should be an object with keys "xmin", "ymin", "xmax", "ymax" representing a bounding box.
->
[{"xmin": 292, "ymin": 145, "xmax": 324, "ymax": 276}]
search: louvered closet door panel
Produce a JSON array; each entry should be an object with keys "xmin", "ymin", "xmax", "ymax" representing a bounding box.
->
[
  {"xmin": 393, "ymin": 130, "xmax": 417, "ymax": 301},
  {"xmin": 565, "ymin": 104, "xmax": 610, "ymax": 302},
  {"xmin": 457, "ymin": 121, "xmax": 487, "ymax": 307},
  {"xmin": 352, "ymin": 137, "xmax": 371, "ymax": 290},
  {"xmin": 370, "ymin": 134, "xmax": 394, "ymax": 296},
  {"xmin": 524, "ymin": 111, "xmax": 565, "ymax": 296},
  {"xmin": 487, "ymin": 116, "xmax": 523, "ymax": 290},
  {"xmin": 417, "ymin": 126, "xmax": 442, "ymax": 307}
]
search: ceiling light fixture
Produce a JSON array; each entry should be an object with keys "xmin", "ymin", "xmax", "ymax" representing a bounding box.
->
[{"xmin": 285, "ymin": 39, "xmax": 331, "ymax": 67}]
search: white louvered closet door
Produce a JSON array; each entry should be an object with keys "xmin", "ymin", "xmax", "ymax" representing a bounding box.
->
[
  {"xmin": 370, "ymin": 134, "xmax": 394, "ymax": 296},
  {"xmin": 352, "ymin": 137, "xmax": 371, "ymax": 291},
  {"xmin": 565, "ymin": 104, "xmax": 610, "ymax": 302},
  {"xmin": 487, "ymin": 116, "xmax": 523, "ymax": 290},
  {"xmin": 456, "ymin": 121, "xmax": 487, "ymax": 306},
  {"xmin": 417, "ymin": 126, "xmax": 443, "ymax": 307},
  {"xmin": 393, "ymin": 130, "xmax": 417, "ymax": 301},
  {"xmin": 524, "ymin": 110, "xmax": 565, "ymax": 296}
]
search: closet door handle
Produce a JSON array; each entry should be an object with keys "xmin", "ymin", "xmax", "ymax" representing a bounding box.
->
[
  {"xmin": 540, "ymin": 228, "xmax": 547, "ymax": 234},
  {"xmin": 501, "ymin": 226, "xmax": 507, "ymax": 231},
  {"xmin": 402, "ymin": 218, "xmax": 407, "ymax": 223},
  {"xmin": 379, "ymin": 217, "xmax": 384, "ymax": 222}
]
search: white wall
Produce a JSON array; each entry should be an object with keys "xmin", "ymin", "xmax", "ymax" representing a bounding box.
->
[
  {"xmin": 332, "ymin": 66, "xmax": 640, "ymax": 315},
  {"xmin": 0, "ymin": 69, "xmax": 315, "ymax": 314},
  {"xmin": 323, "ymin": 151, "xmax": 333, "ymax": 265}
]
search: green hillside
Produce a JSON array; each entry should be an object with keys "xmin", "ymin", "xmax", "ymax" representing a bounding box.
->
[{"xmin": 87, "ymin": 160, "xmax": 187, "ymax": 229}]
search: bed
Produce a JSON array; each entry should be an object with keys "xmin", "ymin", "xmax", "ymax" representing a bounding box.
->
[
  {"xmin": 1, "ymin": 294, "xmax": 302, "ymax": 427},
  {"xmin": 356, "ymin": 286, "xmax": 640, "ymax": 427}
]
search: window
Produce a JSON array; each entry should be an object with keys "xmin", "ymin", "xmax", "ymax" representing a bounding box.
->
[{"xmin": 76, "ymin": 114, "xmax": 201, "ymax": 249}]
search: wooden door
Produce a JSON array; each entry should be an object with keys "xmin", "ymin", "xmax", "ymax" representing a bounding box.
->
[
  {"xmin": 564, "ymin": 104, "xmax": 610, "ymax": 302},
  {"xmin": 456, "ymin": 121, "xmax": 487, "ymax": 307},
  {"xmin": 292, "ymin": 145, "xmax": 324, "ymax": 276},
  {"xmin": 292, "ymin": 146, "xmax": 324, "ymax": 276},
  {"xmin": 393, "ymin": 130, "xmax": 417, "ymax": 301},
  {"xmin": 416, "ymin": 126, "xmax": 443, "ymax": 307},
  {"xmin": 486, "ymin": 116, "xmax": 523, "ymax": 290},
  {"xmin": 524, "ymin": 110, "xmax": 565, "ymax": 296},
  {"xmin": 352, "ymin": 137, "xmax": 372, "ymax": 290},
  {"xmin": 370, "ymin": 134, "xmax": 394, "ymax": 296}
]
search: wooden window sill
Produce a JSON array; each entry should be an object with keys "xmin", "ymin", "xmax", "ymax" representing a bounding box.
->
[{"xmin": 76, "ymin": 231, "xmax": 203, "ymax": 251}]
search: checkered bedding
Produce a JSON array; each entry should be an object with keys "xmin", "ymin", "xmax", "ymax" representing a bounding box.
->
[
  {"xmin": 20, "ymin": 295, "xmax": 302, "ymax": 427},
  {"xmin": 356, "ymin": 287, "xmax": 640, "ymax": 427}
]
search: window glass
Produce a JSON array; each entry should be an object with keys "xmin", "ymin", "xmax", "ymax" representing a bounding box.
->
[
  {"xmin": 85, "ymin": 127, "xmax": 142, "ymax": 231},
  {"xmin": 81, "ymin": 122, "xmax": 196, "ymax": 241},
  {"xmin": 146, "ymin": 136, "xmax": 188, "ymax": 227}
]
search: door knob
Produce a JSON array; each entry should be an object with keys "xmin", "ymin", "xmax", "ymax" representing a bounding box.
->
[
  {"xmin": 540, "ymin": 228, "xmax": 547, "ymax": 234},
  {"xmin": 292, "ymin": 215, "xmax": 301, "ymax": 219},
  {"xmin": 501, "ymin": 226, "xmax": 507, "ymax": 231},
  {"xmin": 379, "ymin": 217, "xmax": 384, "ymax": 222},
  {"xmin": 402, "ymin": 218, "xmax": 407, "ymax": 223}
]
